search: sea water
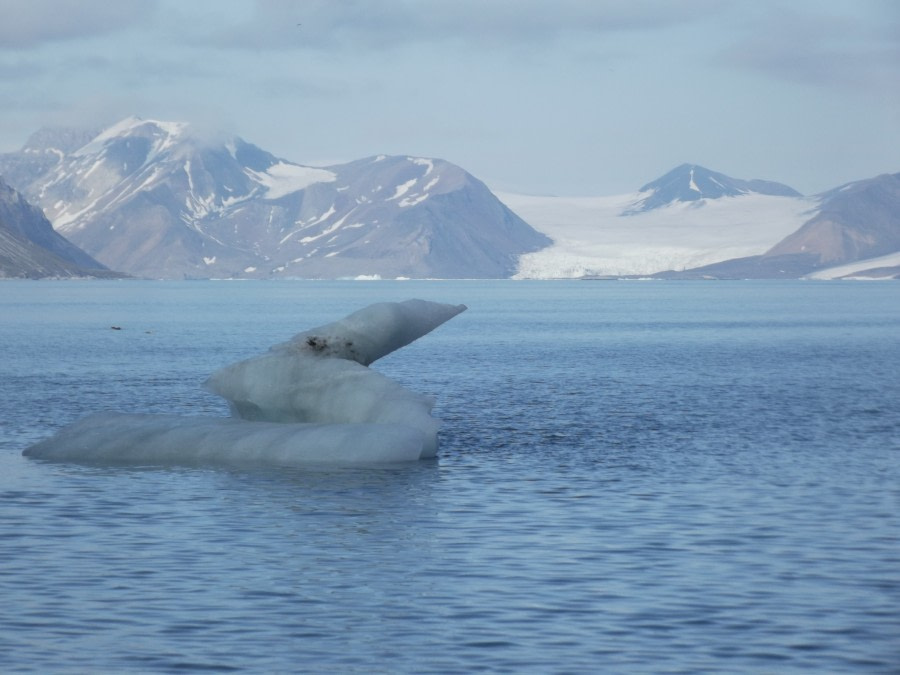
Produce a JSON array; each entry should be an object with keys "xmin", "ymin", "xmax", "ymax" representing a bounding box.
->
[{"xmin": 1, "ymin": 280, "xmax": 898, "ymax": 673}]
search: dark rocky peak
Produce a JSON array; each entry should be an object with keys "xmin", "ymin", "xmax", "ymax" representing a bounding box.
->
[{"xmin": 625, "ymin": 163, "xmax": 801, "ymax": 214}]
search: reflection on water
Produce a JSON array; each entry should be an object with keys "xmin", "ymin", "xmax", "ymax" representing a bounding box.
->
[{"xmin": 1, "ymin": 280, "xmax": 899, "ymax": 672}]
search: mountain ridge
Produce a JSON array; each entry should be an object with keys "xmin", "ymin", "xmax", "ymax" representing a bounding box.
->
[
  {"xmin": 624, "ymin": 163, "xmax": 802, "ymax": 214},
  {"xmin": 0, "ymin": 177, "xmax": 117, "ymax": 278}
]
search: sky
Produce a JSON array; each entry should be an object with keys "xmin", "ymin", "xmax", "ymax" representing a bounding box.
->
[{"xmin": 0, "ymin": 0, "xmax": 897, "ymax": 196}]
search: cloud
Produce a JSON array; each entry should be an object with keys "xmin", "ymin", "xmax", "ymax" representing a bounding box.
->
[
  {"xmin": 721, "ymin": 3, "xmax": 900, "ymax": 90},
  {"xmin": 0, "ymin": 0, "xmax": 159, "ymax": 49},
  {"xmin": 0, "ymin": 57, "xmax": 44, "ymax": 81},
  {"xmin": 207, "ymin": 0, "xmax": 726, "ymax": 51}
]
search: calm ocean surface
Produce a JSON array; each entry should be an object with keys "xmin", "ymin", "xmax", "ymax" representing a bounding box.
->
[{"xmin": 1, "ymin": 280, "xmax": 898, "ymax": 673}]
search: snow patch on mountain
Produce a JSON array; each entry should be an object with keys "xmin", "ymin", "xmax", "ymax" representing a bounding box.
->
[
  {"xmin": 247, "ymin": 162, "xmax": 336, "ymax": 200},
  {"xmin": 389, "ymin": 178, "xmax": 418, "ymax": 201},
  {"xmin": 400, "ymin": 193, "xmax": 429, "ymax": 207},
  {"xmin": 688, "ymin": 167, "xmax": 700, "ymax": 193},
  {"xmin": 411, "ymin": 157, "xmax": 434, "ymax": 175},
  {"xmin": 806, "ymin": 251, "xmax": 900, "ymax": 280},
  {"xmin": 73, "ymin": 116, "xmax": 187, "ymax": 159}
]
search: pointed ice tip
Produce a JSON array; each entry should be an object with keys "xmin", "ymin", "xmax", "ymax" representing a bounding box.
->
[{"xmin": 280, "ymin": 299, "xmax": 467, "ymax": 366}]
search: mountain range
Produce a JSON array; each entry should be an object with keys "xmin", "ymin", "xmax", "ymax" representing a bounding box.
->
[
  {"xmin": 0, "ymin": 119, "xmax": 897, "ymax": 280},
  {"xmin": 0, "ymin": 117, "xmax": 549, "ymax": 279},
  {"xmin": 0, "ymin": 118, "xmax": 549, "ymax": 278}
]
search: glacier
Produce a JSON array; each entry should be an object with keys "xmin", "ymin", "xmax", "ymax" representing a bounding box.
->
[
  {"xmin": 500, "ymin": 191, "xmax": 814, "ymax": 278},
  {"xmin": 24, "ymin": 299, "xmax": 466, "ymax": 467}
]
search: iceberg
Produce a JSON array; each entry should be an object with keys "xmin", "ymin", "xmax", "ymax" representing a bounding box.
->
[
  {"xmin": 24, "ymin": 299, "xmax": 466, "ymax": 467},
  {"xmin": 204, "ymin": 299, "xmax": 466, "ymax": 458}
]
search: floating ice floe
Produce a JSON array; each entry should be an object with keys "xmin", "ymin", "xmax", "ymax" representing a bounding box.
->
[{"xmin": 24, "ymin": 299, "xmax": 466, "ymax": 467}]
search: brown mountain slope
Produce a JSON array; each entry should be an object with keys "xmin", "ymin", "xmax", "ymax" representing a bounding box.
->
[{"xmin": 766, "ymin": 172, "xmax": 900, "ymax": 264}]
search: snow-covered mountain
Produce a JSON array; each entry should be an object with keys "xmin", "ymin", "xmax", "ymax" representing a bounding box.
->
[
  {"xmin": 0, "ymin": 117, "xmax": 549, "ymax": 279},
  {"xmin": 4, "ymin": 123, "xmax": 895, "ymax": 281},
  {"xmin": 506, "ymin": 165, "xmax": 900, "ymax": 280},
  {"xmin": 625, "ymin": 164, "xmax": 801, "ymax": 214},
  {"xmin": 0, "ymin": 177, "xmax": 113, "ymax": 278}
]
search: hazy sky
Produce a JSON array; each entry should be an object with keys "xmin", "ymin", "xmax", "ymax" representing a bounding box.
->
[{"xmin": 0, "ymin": 0, "xmax": 897, "ymax": 195}]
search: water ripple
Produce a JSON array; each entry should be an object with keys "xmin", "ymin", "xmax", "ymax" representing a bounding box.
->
[{"xmin": 2, "ymin": 281, "xmax": 900, "ymax": 672}]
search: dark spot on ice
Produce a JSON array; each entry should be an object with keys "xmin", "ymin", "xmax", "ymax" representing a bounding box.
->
[
  {"xmin": 305, "ymin": 336, "xmax": 327, "ymax": 352},
  {"xmin": 110, "ymin": 326, "xmax": 122, "ymax": 330},
  {"xmin": 304, "ymin": 336, "xmax": 360, "ymax": 359}
]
